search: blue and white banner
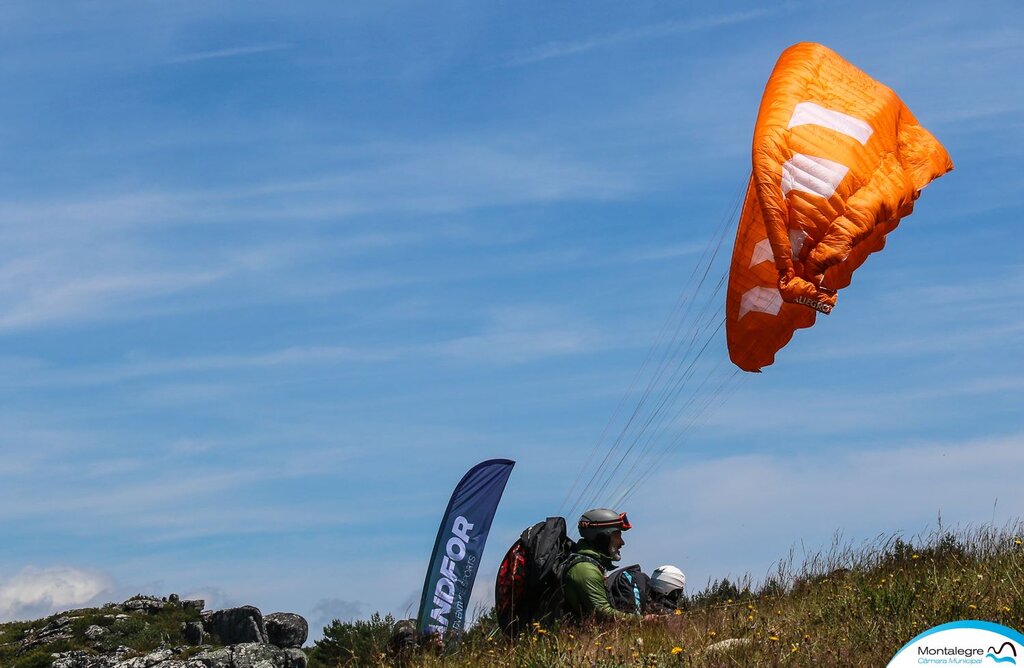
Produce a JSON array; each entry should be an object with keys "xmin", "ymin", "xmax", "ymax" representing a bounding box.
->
[
  {"xmin": 416, "ymin": 458, "xmax": 515, "ymax": 642},
  {"xmin": 888, "ymin": 620, "xmax": 1024, "ymax": 666}
]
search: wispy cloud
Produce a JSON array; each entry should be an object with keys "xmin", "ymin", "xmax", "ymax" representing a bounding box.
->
[
  {"xmin": 437, "ymin": 328, "xmax": 589, "ymax": 364},
  {"xmin": 506, "ymin": 11, "xmax": 771, "ymax": 66},
  {"xmin": 0, "ymin": 344, "xmax": 402, "ymax": 391},
  {"xmin": 0, "ymin": 140, "xmax": 637, "ymax": 237},
  {"xmin": 0, "ymin": 263, "xmax": 226, "ymax": 332},
  {"xmin": 311, "ymin": 597, "xmax": 366, "ymax": 627},
  {"xmin": 167, "ymin": 43, "xmax": 291, "ymax": 64},
  {"xmin": 0, "ymin": 303, "xmax": 612, "ymax": 391},
  {"xmin": 792, "ymin": 271, "xmax": 1024, "ymax": 362}
]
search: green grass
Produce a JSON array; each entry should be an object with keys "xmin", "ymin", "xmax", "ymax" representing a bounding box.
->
[
  {"xmin": 309, "ymin": 522, "xmax": 1024, "ymax": 667},
  {"xmin": 0, "ymin": 600, "xmax": 202, "ymax": 668},
  {"xmin": 7, "ymin": 522, "xmax": 1023, "ymax": 667}
]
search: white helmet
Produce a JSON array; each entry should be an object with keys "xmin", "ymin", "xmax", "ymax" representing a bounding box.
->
[{"xmin": 650, "ymin": 565, "xmax": 686, "ymax": 595}]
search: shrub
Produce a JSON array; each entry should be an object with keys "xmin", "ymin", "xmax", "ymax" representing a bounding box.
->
[
  {"xmin": 689, "ymin": 577, "xmax": 753, "ymax": 608},
  {"xmin": 307, "ymin": 612, "xmax": 397, "ymax": 668}
]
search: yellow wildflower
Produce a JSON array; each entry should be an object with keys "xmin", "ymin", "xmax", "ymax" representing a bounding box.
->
[
  {"xmin": 912, "ymin": 554, "xmax": 920, "ymax": 559},
  {"xmin": 671, "ymin": 647, "xmax": 683, "ymax": 655},
  {"xmin": 769, "ymin": 636, "xmax": 779, "ymax": 641},
  {"xmin": 968, "ymin": 604, "xmax": 977, "ymax": 610},
  {"xmin": 673, "ymin": 608, "xmax": 682, "ymax": 616}
]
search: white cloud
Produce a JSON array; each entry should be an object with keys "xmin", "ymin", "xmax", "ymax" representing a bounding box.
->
[
  {"xmin": 168, "ymin": 43, "xmax": 291, "ymax": 64},
  {"xmin": 0, "ymin": 301, "xmax": 610, "ymax": 393},
  {"xmin": 433, "ymin": 306, "xmax": 602, "ymax": 364},
  {"xmin": 0, "ymin": 140, "xmax": 635, "ymax": 237},
  {"xmin": 0, "ymin": 264, "xmax": 226, "ymax": 332},
  {"xmin": 0, "ymin": 137, "xmax": 641, "ymax": 333},
  {"xmin": 626, "ymin": 432, "xmax": 1024, "ymax": 592},
  {"xmin": 506, "ymin": 11, "xmax": 772, "ymax": 66},
  {"xmin": 0, "ymin": 566, "xmax": 112, "ymax": 622}
]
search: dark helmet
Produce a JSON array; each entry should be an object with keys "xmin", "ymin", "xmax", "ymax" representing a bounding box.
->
[{"xmin": 578, "ymin": 508, "xmax": 631, "ymax": 542}]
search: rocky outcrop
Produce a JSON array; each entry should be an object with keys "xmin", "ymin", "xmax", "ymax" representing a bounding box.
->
[
  {"xmin": 182, "ymin": 621, "xmax": 205, "ymax": 645},
  {"xmin": 51, "ymin": 643, "xmax": 308, "ymax": 668},
  {"xmin": 194, "ymin": 643, "xmax": 307, "ymax": 668},
  {"xmin": 205, "ymin": 606, "xmax": 268, "ymax": 645},
  {"xmin": 264, "ymin": 613, "xmax": 308, "ymax": 649},
  {"xmin": 18, "ymin": 594, "xmax": 309, "ymax": 668}
]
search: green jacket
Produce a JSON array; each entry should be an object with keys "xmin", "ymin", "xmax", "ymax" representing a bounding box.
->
[{"xmin": 562, "ymin": 540, "xmax": 632, "ymax": 622}]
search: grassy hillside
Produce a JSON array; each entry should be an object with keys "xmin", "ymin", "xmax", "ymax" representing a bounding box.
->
[
  {"xmin": 0, "ymin": 597, "xmax": 202, "ymax": 668},
  {"xmin": 4, "ymin": 524, "xmax": 1021, "ymax": 667},
  {"xmin": 309, "ymin": 523, "xmax": 1024, "ymax": 667}
]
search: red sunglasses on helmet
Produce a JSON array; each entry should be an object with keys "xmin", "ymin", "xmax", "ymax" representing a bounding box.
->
[{"xmin": 579, "ymin": 512, "xmax": 631, "ymax": 531}]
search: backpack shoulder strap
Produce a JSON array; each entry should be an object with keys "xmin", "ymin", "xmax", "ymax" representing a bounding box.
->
[{"xmin": 561, "ymin": 553, "xmax": 603, "ymax": 581}]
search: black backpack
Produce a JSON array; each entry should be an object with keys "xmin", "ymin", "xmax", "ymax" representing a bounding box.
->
[
  {"xmin": 606, "ymin": 564, "xmax": 650, "ymax": 614},
  {"xmin": 495, "ymin": 517, "xmax": 590, "ymax": 636}
]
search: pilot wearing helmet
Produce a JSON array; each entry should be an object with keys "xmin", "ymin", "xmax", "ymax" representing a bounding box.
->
[{"xmin": 562, "ymin": 508, "xmax": 635, "ymax": 622}]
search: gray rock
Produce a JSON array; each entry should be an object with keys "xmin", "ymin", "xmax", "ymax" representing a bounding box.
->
[
  {"xmin": 124, "ymin": 597, "xmax": 165, "ymax": 614},
  {"xmin": 115, "ymin": 647, "xmax": 173, "ymax": 668},
  {"xmin": 205, "ymin": 606, "xmax": 268, "ymax": 645},
  {"xmin": 231, "ymin": 642, "xmax": 292, "ymax": 668},
  {"xmin": 112, "ymin": 647, "xmax": 138, "ymax": 662},
  {"xmin": 264, "ymin": 613, "xmax": 307, "ymax": 648},
  {"xmin": 86, "ymin": 624, "xmax": 108, "ymax": 640},
  {"xmin": 52, "ymin": 651, "xmax": 105, "ymax": 668},
  {"xmin": 182, "ymin": 599, "xmax": 206, "ymax": 613},
  {"xmin": 52, "ymin": 646, "xmax": 141, "ymax": 668},
  {"xmin": 22, "ymin": 616, "xmax": 77, "ymax": 650},
  {"xmin": 25, "ymin": 628, "xmax": 74, "ymax": 648},
  {"xmin": 192, "ymin": 647, "xmax": 233, "ymax": 668},
  {"xmin": 57, "ymin": 642, "xmax": 304, "ymax": 668},
  {"xmin": 282, "ymin": 648, "xmax": 308, "ymax": 668},
  {"xmin": 182, "ymin": 620, "xmax": 205, "ymax": 645}
]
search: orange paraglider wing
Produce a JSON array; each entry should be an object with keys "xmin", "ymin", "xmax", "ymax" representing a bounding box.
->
[{"xmin": 726, "ymin": 42, "xmax": 952, "ymax": 372}]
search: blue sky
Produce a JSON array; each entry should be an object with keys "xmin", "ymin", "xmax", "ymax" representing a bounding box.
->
[{"xmin": 1, "ymin": 1, "xmax": 1021, "ymax": 637}]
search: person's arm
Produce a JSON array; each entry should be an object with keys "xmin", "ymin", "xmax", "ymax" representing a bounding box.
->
[{"xmin": 566, "ymin": 563, "xmax": 631, "ymax": 621}]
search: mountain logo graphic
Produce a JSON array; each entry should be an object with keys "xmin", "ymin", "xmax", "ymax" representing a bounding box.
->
[
  {"xmin": 888, "ymin": 620, "xmax": 1024, "ymax": 667},
  {"xmin": 987, "ymin": 641, "xmax": 1018, "ymax": 664}
]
